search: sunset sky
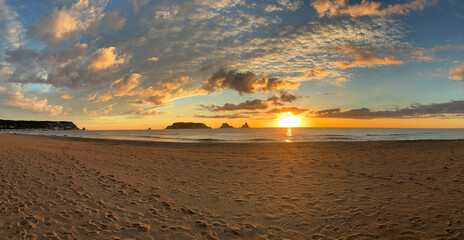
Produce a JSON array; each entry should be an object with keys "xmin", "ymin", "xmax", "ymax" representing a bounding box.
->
[{"xmin": 0, "ymin": 0, "xmax": 463, "ymax": 129}]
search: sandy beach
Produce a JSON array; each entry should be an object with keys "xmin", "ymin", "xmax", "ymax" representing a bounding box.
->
[{"xmin": 0, "ymin": 134, "xmax": 463, "ymax": 239}]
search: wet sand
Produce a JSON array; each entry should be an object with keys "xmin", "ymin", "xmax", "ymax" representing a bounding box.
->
[{"xmin": 1, "ymin": 134, "xmax": 463, "ymax": 239}]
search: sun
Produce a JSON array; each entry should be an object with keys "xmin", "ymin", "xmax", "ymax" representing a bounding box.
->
[{"xmin": 277, "ymin": 112, "xmax": 301, "ymax": 128}]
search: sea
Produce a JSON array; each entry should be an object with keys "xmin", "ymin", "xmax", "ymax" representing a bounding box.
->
[{"xmin": 8, "ymin": 128, "xmax": 464, "ymax": 143}]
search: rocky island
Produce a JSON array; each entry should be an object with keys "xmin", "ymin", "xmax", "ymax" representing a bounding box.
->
[
  {"xmin": 165, "ymin": 122, "xmax": 211, "ymax": 129},
  {"xmin": 0, "ymin": 120, "xmax": 79, "ymax": 130},
  {"xmin": 241, "ymin": 122, "xmax": 250, "ymax": 128},
  {"xmin": 219, "ymin": 123, "xmax": 234, "ymax": 128}
]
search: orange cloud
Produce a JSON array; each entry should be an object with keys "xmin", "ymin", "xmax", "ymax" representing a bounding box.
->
[
  {"xmin": 128, "ymin": 76, "xmax": 192, "ymax": 106},
  {"xmin": 84, "ymin": 103, "xmax": 116, "ymax": 116},
  {"xmin": 312, "ymin": 0, "xmax": 435, "ymax": 18},
  {"xmin": 5, "ymin": 92, "xmax": 63, "ymax": 116},
  {"xmin": 147, "ymin": 57, "xmax": 159, "ymax": 62},
  {"xmin": 87, "ymin": 47, "xmax": 125, "ymax": 73},
  {"xmin": 334, "ymin": 43, "xmax": 403, "ymax": 69},
  {"xmin": 97, "ymin": 73, "xmax": 141, "ymax": 102},
  {"xmin": 449, "ymin": 64, "xmax": 464, "ymax": 81},
  {"xmin": 60, "ymin": 93, "xmax": 74, "ymax": 100},
  {"xmin": 306, "ymin": 69, "xmax": 330, "ymax": 78}
]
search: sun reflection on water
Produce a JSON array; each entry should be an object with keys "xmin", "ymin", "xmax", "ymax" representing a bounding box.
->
[{"xmin": 285, "ymin": 127, "xmax": 292, "ymax": 142}]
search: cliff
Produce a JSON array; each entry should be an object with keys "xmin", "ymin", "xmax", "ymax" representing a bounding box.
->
[
  {"xmin": 166, "ymin": 122, "xmax": 211, "ymax": 129},
  {"xmin": 0, "ymin": 120, "xmax": 79, "ymax": 130}
]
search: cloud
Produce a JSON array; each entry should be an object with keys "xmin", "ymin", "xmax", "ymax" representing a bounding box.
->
[
  {"xmin": 449, "ymin": 64, "xmax": 464, "ymax": 81},
  {"xmin": 313, "ymin": 100, "xmax": 464, "ymax": 119},
  {"xmin": 264, "ymin": 0, "xmax": 303, "ymax": 12},
  {"xmin": 306, "ymin": 69, "xmax": 330, "ymax": 78},
  {"xmin": 201, "ymin": 99, "xmax": 269, "ymax": 112},
  {"xmin": 2, "ymin": 0, "xmax": 441, "ymax": 122},
  {"xmin": 28, "ymin": 0, "xmax": 109, "ymax": 43},
  {"xmin": 2, "ymin": 92, "xmax": 63, "ymax": 116},
  {"xmin": 60, "ymin": 92, "xmax": 74, "ymax": 99},
  {"xmin": 1, "ymin": 43, "xmax": 121, "ymax": 89},
  {"xmin": 126, "ymin": 108, "xmax": 169, "ymax": 116},
  {"xmin": 147, "ymin": 57, "xmax": 159, "ymax": 62},
  {"xmin": 194, "ymin": 113, "xmax": 250, "ymax": 119},
  {"xmin": 407, "ymin": 44, "xmax": 464, "ymax": 61},
  {"xmin": 335, "ymin": 77, "xmax": 349, "ymax": 83},
  {"xmin": 101, "ymin": 11, "xmax": 125, "ymax": 30},
  {"xmin": 126, "ymin": 76, "xmax": 192, "ymax": 106},
  {"xmin": 118, "ymin": 107, "xmax": 169, "ymax": 119},
  {"xmin": 318, "ymin": 91, "xmax": 339, "ymax": 96},
  {"xmin": 97, "ymin": 73, "xmax": 141, "ymax": 102},
  {"xmin": 201, "ymin": 89, "xmax": 299, "ymax": 113},
  {"xmin": 334, "ymin": 43, "xmax": 403, "ymax": 69},
  {"xmin": 267, "ymin": 90, "xmax": 298, "ymax": 105},
  {"xmin": 267, "ymin": 107, "xmax": 308, "ymax": 115},
  {"xmin": 87, "ymin": 47, "xmax": 125, "ymax": 73},
  {"xmin": 83, "ymin": 103, "xmax": 116, "ymax": 116},
  {"xmin": 202, "ymin": 68, "xmax": 299, "ymax": 95},
  {"xmin": 129, "ymin": 99, "xmax": 145, "ymax": 105},
  {"xmin": 312, "ymin": 0, "xmax": 435, "ymax": 18},
  {"xmin": 155, "ymin": 7, "xmax": 179, "ymax": 19},
  {"xmin": 0, "ymin": 0, "xmax": 23, "ymax": 52}
]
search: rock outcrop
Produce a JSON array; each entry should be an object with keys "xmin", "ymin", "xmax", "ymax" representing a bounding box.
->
[
  {"xmin": 241, "ymin": 122, "xmax": 250, "ymax": 128},
  {"xmin": 0, "ymin": 120, "xmax": 79, "ymax": 130},
  {"xmin": 166, "ymin": 122, "xmax": 211, "ymax": 129},
  {"xmin": 219, "ymin": 123, "xmax": 234, "ymax": 128}
]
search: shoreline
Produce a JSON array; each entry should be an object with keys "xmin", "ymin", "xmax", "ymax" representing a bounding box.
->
[{"xmin": 1, "ymin": 134, "xmax": 463, "ymax": 239}]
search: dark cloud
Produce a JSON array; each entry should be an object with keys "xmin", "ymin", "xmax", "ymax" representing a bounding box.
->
[
  {"xmin": 1, "ymin": 44, "xmax": 121, "ymax": 89},
  {"xmin": 144, "ymin": 96, "xmax": 165, "ymax": 106},
  {"xmin": 200, "ymin": 90, "xmax": 298, "ymax": 112},
  {"xmin": 129, "ymin": 99, "xmax": 145, "ymax": 105},
  {"xmin": 267, "ymin": 91, "xmax": 298, "ymax": 105},
  {"xmin": 201, "ymin": 99, "xmax": 269, "ymax": 112},
  {"xmin": 202, "ymin": 68, "xmax": 299, "ymax": 95},
  {"xmin": 314, "ymin": 100, "xmax": 464, "ymax": 119}
]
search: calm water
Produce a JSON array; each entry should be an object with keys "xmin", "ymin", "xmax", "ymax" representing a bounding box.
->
[{"xmin": 11, "ymin": 128, "xmax": 464, "ymax": 143}]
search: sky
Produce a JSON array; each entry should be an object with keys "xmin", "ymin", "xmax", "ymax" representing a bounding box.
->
[{"xmin": 0, "ymin": 0, "xmax": 463, "ymax": 129}]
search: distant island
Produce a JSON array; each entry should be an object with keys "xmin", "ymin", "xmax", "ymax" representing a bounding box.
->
[
  {"xmin": 166, "ymin": 122, "xmax": 211, "ymax": 129},
  {"xmin": 219, "ymin": 122, "xmax": 251, "ymax": 128},
  {"xmin": 0, "ymin": 120, "xmax": 79, "ymax": 130},
  {"xmin": 219, "ymin": 123, "xmax": 234, "ymax": 128}
]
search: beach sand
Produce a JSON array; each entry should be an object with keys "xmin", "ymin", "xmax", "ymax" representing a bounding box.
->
[{"xmin": 0, "ymin": 134, "xmax": 463, "ymax": 239}]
